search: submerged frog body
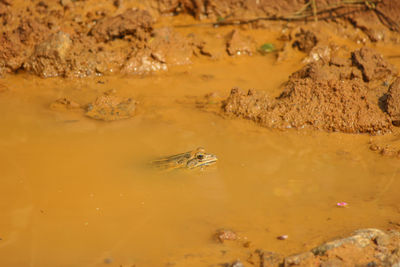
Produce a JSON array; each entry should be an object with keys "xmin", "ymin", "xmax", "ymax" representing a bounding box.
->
[{"xmin": 149, "ymin": 147, "xmax": 217, "ymax": 171}]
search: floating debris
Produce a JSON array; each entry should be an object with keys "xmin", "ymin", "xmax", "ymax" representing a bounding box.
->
[{"xmin": 336, "ymin": 202, "xmax": 349, "ymax": 208}]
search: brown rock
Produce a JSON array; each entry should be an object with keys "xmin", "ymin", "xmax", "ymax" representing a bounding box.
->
[
  {"xmin": 90, "ymin": 9, "xmax": 153, "ymax": 42},
  {"xmin": 150, "ymin": 28, "xmax": 192, "ymax": 66},
  {"xmin": 121, "ymin": 49, "xmax": 167, "ymax": 75},
  {"xmin": 24, "ymin": 31, "xmax": 72, "ymax": 78},
  {"xmin": 0, "ymin": 32, "xmax": 30, "ymax": 75},
  {"xmin": 352, "ymin": 47, "xmax": 397, "ymax": 82},
  {"xmin": 215, "ymin": 229, "xmax": 237, "ymax": 243},
  {"xmin": 387, "ymin": 77, "xmax": 400, "ymax": 125},
  {"xmin": 226, "ymin": 30, "xmax": 253, "ymax": 56},
  {"xmin": 292, "ymin": 28, "xmax": 318, "ymax": 53}
]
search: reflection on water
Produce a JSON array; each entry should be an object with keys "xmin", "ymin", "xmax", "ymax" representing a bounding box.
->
[{"xmin": 0, "ymin": 56, "xmax": 400, "ymax": 266}]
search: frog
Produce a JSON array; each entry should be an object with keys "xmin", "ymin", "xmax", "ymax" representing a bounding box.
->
[{"xmin": 149, "ymin": 147, "xmax": 217, "ymax": 171}]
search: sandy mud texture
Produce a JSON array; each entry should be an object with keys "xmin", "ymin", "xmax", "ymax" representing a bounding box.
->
[
  {"xmin": 0, "ymin": 0, "xmax": 193, "ymax": 77},
  {"xmin": 222, "ymin": 47, "xmax": 398, "ymax": 134},
  {"xmin": 1, "ymin": 0, "xmax": 400, "ymax": 77}
]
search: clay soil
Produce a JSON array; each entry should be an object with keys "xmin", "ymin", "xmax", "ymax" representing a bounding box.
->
[{"xmin": 2, "ymin": 0, "xmax": 400, "ymax": 266}]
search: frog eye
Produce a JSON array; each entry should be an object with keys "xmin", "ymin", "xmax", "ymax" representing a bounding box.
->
[{"xmin": 196, "ymin": 153, "xmax": 204, "ymax": 160}]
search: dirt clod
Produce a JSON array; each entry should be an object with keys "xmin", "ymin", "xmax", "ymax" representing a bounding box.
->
[
  {"xmin": 387, "ymin": 77, "xmax": 400, "ymax": 125},
  {"xmin": 90, "ymin": 9, "xmax": 153, "ymax": 42},
  {"xmin": 215, "ymin": 229, "xmax": 237, "ymax": 243},
  {"xmin": 292, "ymin": 28, "xmax": 318, "ymax": 53},
  {"xmin": 85, "ymin": 94, "xmax": 136, "ymax": 121},
  {"xmin": 24, "ymin": 32, "xmax": 72, "ymax": 78},
  {"xmin": 226, "ymin": 30, "xmax": 253, "ymax": 56},
  {"xmin": 352, "ymin": 47, "xmax": 397, "ymax": 82}
]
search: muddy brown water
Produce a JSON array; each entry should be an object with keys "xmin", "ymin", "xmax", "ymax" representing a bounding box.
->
[{"xmin": 1, "ymin": 50, "xmax": 400, "ymax": 266}]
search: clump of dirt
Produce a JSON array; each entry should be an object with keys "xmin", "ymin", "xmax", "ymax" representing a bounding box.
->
[
  {"xmin": 215, "ymin": 229, "xmax": 238, "ymax": 243},
  {"xmin": 50, "ymin": 91, "xmax": 137, "ymax": 121},
  {"xmin": 352, "ymin": 47, "xmax": 398, "ymax": 82},
  {"xmin": 89, "ymin": 8, "xmax": 153, "ymax": 42},
  {"xmin": 292, "ymin": 28, "xmax": 318, "ymax": 53},
  {"xmin": 226, "ymin": 29, "xmax": 254, "ymax": 56},
  {"xmin": 85, "ymin": 93, "xmax": 136, "ymax": 121},
  {"xmin": 24, "ymin": 32, "xmax": 73, "ymax": 78},
  {"xmin": 222, "ymin": 47, "xmax": 396, "ymax": 134},
  {"xmin": 386, "ymin": 77, "xmax": 400, "ymax": 126}
]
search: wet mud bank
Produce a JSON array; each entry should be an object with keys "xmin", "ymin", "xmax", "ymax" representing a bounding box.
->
[
  {"xmin": 222, "ymin": 47, "xmax": 397, "ymax": 134},
  {"xmin": 216, "ymin": 228, "xmax": 400, "ymax": 267},
  {"xmin": 1, "ymin": 1, "xmax": 400, "ymax": 267},
  {"xmin": 1, "ymin": 0, "xmax": 400, "ymax": 78}
]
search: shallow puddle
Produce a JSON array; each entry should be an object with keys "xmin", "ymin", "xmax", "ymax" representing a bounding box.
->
[{"xmin": 1, "ymin": 53, "xmax": 400, "ymax": 267}]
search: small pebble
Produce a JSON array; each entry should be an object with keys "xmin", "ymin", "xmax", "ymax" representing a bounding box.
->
[
  {"xmin": 277, "ymin": 235, "xmax": 288, "ymax": 240},
  {"xmin": 231, "ymin": 260, "xmax": 244, "ymax": 267}
]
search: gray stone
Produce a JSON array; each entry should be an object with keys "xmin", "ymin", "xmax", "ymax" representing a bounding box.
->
[
  {"xmin": 312, "ymin": 229, "xmax": 386, "ymax": 255},
  {"xmin": 284, "ymin": 251, "xmax": 314, "ymax": 266}
]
